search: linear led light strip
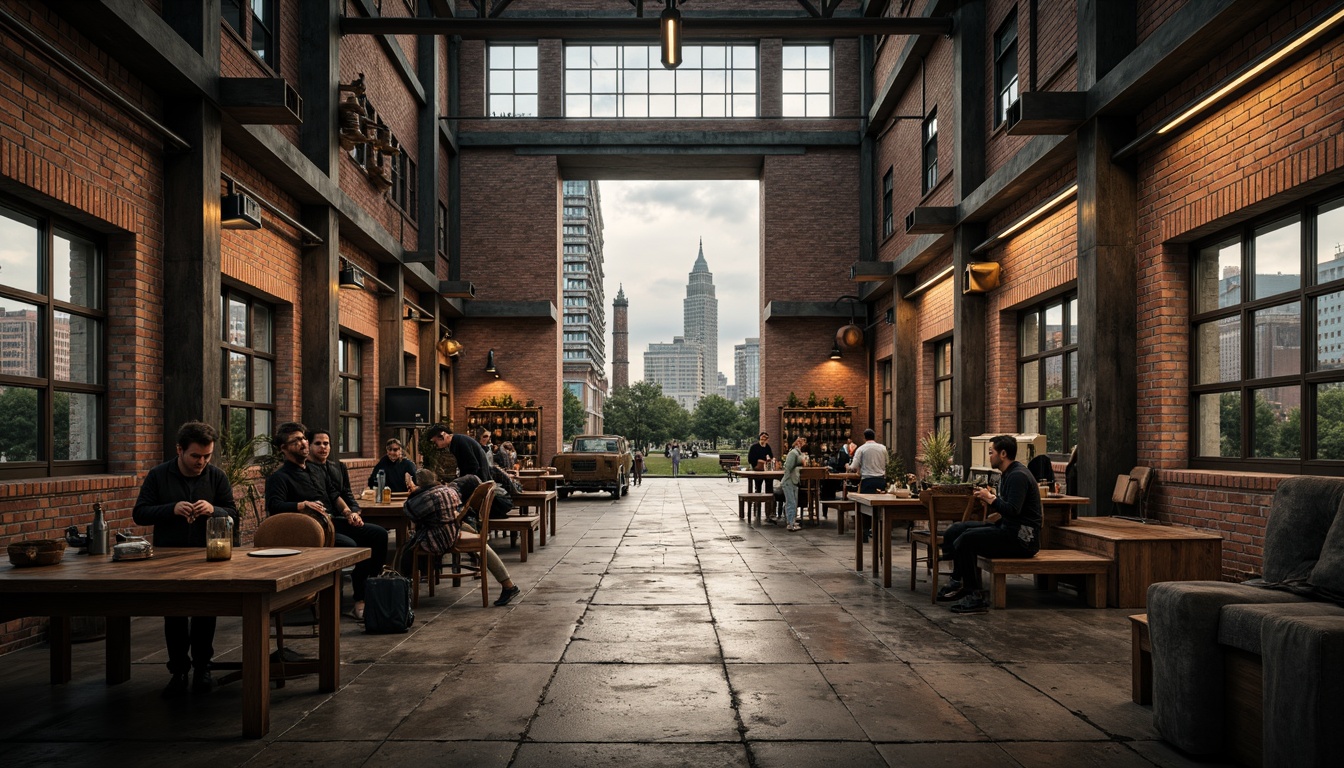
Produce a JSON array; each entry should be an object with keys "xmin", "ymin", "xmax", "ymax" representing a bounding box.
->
[
  {"xmin": 1157, "ymin": 5, "xmax": 1344, "ymax": 135},
  {"xmin": 968, "ymin": 183, "xmax": 1079, "ymax": 256},
  {"xmin": 904, "ymin": 265, "xmax": 954, "ymax": 299}
]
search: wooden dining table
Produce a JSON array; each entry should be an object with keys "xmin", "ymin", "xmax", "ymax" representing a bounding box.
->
[
  {"xmin": 850, "ymin": 493, "xmax": 928, "ymax": 587},
  {"xmin": 0, "ymin": 546, "xmax": 366, "ymax": 738},
  {"xmin": 357, "ymin": 498, "xmax": 410, "ymax": 572}
]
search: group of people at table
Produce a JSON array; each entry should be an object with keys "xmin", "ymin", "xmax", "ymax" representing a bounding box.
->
[
  {"xmin": 129, "ymin": 419, "xmax": 528, "ymax": 699},
  {"xmin": 745, "ymin": 430, "xmax": 1044, "ymax": 615}
]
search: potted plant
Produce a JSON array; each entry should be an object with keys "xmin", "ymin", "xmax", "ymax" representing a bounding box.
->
[
  {"xmin": 215, "ymin": 427, "xmax": 281, "ymax": 543},
  {"xmin": 919, "ymin": 429, "xmax": 970, "ymax": 493},
  {"xmin": 884, "ymin": 453, "xmax": 913, "ymax": 497}
]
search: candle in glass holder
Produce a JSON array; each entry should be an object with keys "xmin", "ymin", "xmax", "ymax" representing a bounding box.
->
[{"xmin": 206, "ymin": 515, "xmax": 233, "ymax": 561}]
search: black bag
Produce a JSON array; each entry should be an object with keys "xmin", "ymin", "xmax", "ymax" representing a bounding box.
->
[{"xmin": 363, "ymin": 567, "xmax": 414, "ymax": 634}]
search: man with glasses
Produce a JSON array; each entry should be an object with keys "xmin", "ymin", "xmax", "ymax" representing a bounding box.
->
[{"xmin": 366, "ymin": 438, "xmax": 417, "ymax": 493}]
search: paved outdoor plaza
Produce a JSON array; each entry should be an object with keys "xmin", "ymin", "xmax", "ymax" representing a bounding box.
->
[{"xmin": 0, "ymin": 480, "xmax": 1226, "ymax": 767}]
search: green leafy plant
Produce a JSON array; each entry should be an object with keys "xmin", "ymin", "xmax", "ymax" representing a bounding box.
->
[
  {"xmin": 884, "ymin": 452, "xmax": 906, "ymax": 486},
  {"xmin": 786, "ymin": 391, "xmax": 801, "ymax": 407},
  {"xmin": 807, "ymin": 391, "xmax": 818, "ymax": 407},
  {"xmin": 831, "ymin": 394, "xmax": 846, "ymax": 408},
  {"xmin": 919, "ymin": 429, "xmax": 957, "ymax": 484},
  {"xmin": 215, "ymin": 428, "xmax": 281, "ymax": 527},
  {"xmin": 479, "ymin": 393, "xmax": 521, "ymax": 408}
]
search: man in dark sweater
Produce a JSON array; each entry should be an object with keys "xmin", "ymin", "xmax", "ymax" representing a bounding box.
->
[
  {"xmin": 937, "ymin": 434, "xmax": 1043, "ymax": 614},
  {"xmin": 309, "ymin": 428, "xmax": 387, "ymax": 618},
  {"xmin": 746, "ymin": 432, "xmax": 775, "ymax": 494},
  {"xmin": 265, "ymin": 422, "xmax": 374, "ymax": 621},
  {"xmin": 365, "ymin": 437, "xmax": 417, "ymax": 493},
  {"xmin": 132, "ymin": 421, "xmax": 238, "ymax": 697},
  {"xmin": 426, "ymin": 423, "xmax": 491, "ymax": 480}
]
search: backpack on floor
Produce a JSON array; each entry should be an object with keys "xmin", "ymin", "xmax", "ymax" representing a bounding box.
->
[{"xmin": 363, "ymin": 567, "xmax": 414, "ymax": 634}]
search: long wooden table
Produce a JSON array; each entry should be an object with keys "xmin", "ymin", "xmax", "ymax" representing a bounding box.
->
[
  {"xmin": 0, "ymin": 546, "xmax": 366, "ymax": 738},
  {"xmin": 1050, "ymin": 516, "xmax": 1223, "ymax": 607},
  {"xmin": 850, "ymin": 493, "xmax": 927, "ymax": 587}
]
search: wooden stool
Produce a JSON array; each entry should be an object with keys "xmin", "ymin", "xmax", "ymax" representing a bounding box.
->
[
  {"xmin": 821, "ymin": 499, "xmax": 856, "ymax": 535},
  {"xmin": 1130, "ymin": 613, "xmax": 1151, "ymax": 704},
  {"xmin": 738, "ymin": 492, "xmax": 774, "ymax": 523},
  {"xmin": 491, "ymin": 515, "xmax": 541, "ymax": 562}
]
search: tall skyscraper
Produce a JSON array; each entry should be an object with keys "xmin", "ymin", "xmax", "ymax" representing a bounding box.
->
[
  {"xmin": 682, "ymin": 240, "xmax": 720, "ymax": 398},
  {"xmin": 644, "ymin": 336, "xmax": 704, "ymax": 411},
  {"xmin": 612, "ymin": 284, "xmax": 629, "ymax": 390},
  {"xmin": 734, "ymin": 337, "xmax": 760, "ymax": 402},
  {"xmin": 561, "ymin": 180, "xmax": 608, "ymax": 433}
]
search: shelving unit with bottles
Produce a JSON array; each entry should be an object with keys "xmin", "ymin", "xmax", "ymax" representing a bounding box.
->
[
  {"xmin": 778, "ymin": 407, "xmax": 855, "ymax": 461},
  {"xmin": 464, "ymin": 407, "xmax": 543, "ymax": 468}
]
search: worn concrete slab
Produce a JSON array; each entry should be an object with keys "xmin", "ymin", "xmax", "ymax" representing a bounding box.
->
[
  {"xmin": 727, "ymin": 663, "xmax": 867, "ymax": 741},
  {"xmin": 566, "ymin": 604, "xmax": 719, "ymax": 663},
  {"xmin": 390, "ymin": 662, "xmax": 552, "ymax": 741},
  {"xmin": 910, "ymin": 662, "xmax": 1107, "ymax": 742},
  {"xmin": 529, "ymin": 663, "xmax": 737, "ymax": 742},
  {"xmin": 821, "ymin": 662, "xmax": 986, "ymax": 742},
  {"xmin": 513, "ymin": 742, "xmax": 749, "ymax": 767}
]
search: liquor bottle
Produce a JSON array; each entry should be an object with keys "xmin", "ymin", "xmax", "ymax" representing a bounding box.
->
[{"xmin": 88, "ymin": 500, "xmax": 109, "ymax": 556}]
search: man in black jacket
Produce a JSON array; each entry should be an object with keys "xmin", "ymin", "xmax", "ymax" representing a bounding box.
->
[
  {"xmin": 132, "ymin": 421, "xmax": 238, "ymax": 697},
  {"xmin": 426, "ymin": 423, "xmax": 490, "ymax": 480},
  {"xmin": 365, "ymin": 438, "xmax": 417, "ymax": 492},
  {"xmin": 937, "ymin": 434, "xmax": 1043, "ymax": 614},
  {"xmin": 310, "ymin": 428, "xmax": 388, "ymax": 619}
]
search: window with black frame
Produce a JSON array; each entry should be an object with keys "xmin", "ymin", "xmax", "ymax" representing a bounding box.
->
[
  {"xmin": 882, "ymin": 168, "xmax": 894, "ymax": 238},
  {"xmin": 1191, "ymin": 195, "xmax": 1344, "ymax": 470},
  {"xmin": 0, "ymin": 203, "xmax": 105, "ymax": 477},
  {"xmin": 934, "ymin": 337, "xmax": 952, "ymax": 438},
  {"xmin": 1018, "ymin": 294, "xmax": 1078, "ymax": 456},
  {"xmin": 994, "ymin": 9, "xmax": 1019, "ymax": 127},
  {"xmin": 222, "ymin": 0, "xmax": 278, "ymax": 70},
  {"xmin": 881, "ymin": 359, "xmax": 893, "ymax": 448},
  {"xmin": 922, "ymin": 110, "xmax": 939, "ymax": 194},
  {"xmin": 221, "ymin": 290, "xmax": 275, "ymax": 451},
  {"xmin": 338, "ymin": 335, "xmax": 362, "ymax": 457}
]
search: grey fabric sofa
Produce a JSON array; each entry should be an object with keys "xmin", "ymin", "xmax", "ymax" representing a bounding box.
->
[{"xmin": 1147, "ymin": 476, "xmax": 1344, "ymax": 767}]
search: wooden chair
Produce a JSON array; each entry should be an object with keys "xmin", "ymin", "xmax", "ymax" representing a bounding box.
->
[
  {"xmin": 410, "ymin": 481, "xmax": 495, "ymax": 608},
  {"xmin": 798, "ymin": 467, "xmax": 828, "ymax": 525},
  {"xmin": 217, "ymin": 512, "xmax": 333, "ymax": 688},
  {"xmin": 909, "ymin": 490, "xmax": 980, "ymax": 603}
]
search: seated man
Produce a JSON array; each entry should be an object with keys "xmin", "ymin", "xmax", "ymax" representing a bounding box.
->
[
  {"xmin": 401, "ymin": 470, "xmax": 520, "ymax": 606},
  {"xmin": 367, "ymin": 438, "xmax": 416, "ymax": 493},
  {"xmin": 937, "ymin": 434, "xmax": 1042, "ymax": 615}
]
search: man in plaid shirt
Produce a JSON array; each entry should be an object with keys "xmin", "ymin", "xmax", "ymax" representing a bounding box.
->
[{"xmin": 401, "ymin": 470, "xmax": 520, "ymax": 606}]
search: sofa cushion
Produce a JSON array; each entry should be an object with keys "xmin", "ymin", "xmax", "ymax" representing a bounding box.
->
[
  {"xmin": 1256, "ymin": 477, "xmax": 1344, "ymax": 587},
  {"xmin": 1305, "ymin": 488, "xmax": 1344, "ymax": 603},
  {"xmin": 1260, "ymin": 612, "xmax": 1344, "ymax": 768},
  {"xmin": 1218, "ymin": 601, "xmax": 1344, "ymax": 655}
]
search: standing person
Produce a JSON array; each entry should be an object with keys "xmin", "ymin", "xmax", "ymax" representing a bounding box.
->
[
  {"xmin": 401, "ymin": 470, "xmax": 520, "ymax": 606},
  {"xmin": 498, "ymin": 441, "xmax": 518, "ymax": 471},
  {"xmin": 265, "ymin": 422, "xmax": 373, "ymax": 621},
  {"xmin": 746, "ymin": 432, "xmax": 775, "ymax": 494},
  {"xmin": 846, "ymin": 438, "xmax": 859, "ymax": 460},
  {"xmin": 366, "ymin": 438, "xmax": 417, "ymax": 493},
  {"xmin": 781, "ymin": 436, "xmax": 807, "ymax": 531},
  {"xmin": 309, "ymin": 429, "xmax": 388, "ymax": 619},
  {"xmin": 670, "ymin": 442, "xmax": 682, "ymax": 478},
  {"xmin": 848, "ymin": 429, "xmax": 890, "ymax": 494},
  {"xmin": 631, "ymin": 449, "xmax": 644, "ymax": 485},
  {"xmin": 425, "ymin": 423, "xmax": 491, "ymax": 481},
  {"xmin": 133, "ymin": 421, "xmax": 238, "ymax": 697},
  {"xmin": 938, "ymin": 435, "xmax": 1043, "ymax": 615}
]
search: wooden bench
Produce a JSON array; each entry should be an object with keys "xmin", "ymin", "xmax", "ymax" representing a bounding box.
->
[
  {"xmin": 738, "ymin": 492, "xmax": 773, "ymax": 523},
  {"xmin": 821, "ymin": 499, "xmax": 856, "ymax": 535},
  {"xmin": 491, "ymin": 515, "xmax": 541, "ymax": 562},
  {"xmin": 1130, "ymin": 613, "xmax": 1151, "ymax": 704},
  {"xmin": 977, "ymin": 549, "xmax": 1111, "ymax": 609}
]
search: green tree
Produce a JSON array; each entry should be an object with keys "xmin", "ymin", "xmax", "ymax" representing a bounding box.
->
[
  {"xmin": 737, "ymin": 397, "xmax": 760, "ymax": 446},
  {"xmin": 1219, "ymin": 392, "xmax": 1241, "ymax": 457},
  {"xmin": 651, "ymin": 395, "xmax": 690, "ymax": 445},
  {"xmin": 562, "ymin": 387, "xmax": 586, "ymax": 441},
  {"xmin": 1318, "ymin": 386, "xmax": 1344, "ymax": 459},
  {"xmin": 604, "ymin": 381, "xmax": 666, "ymax": 451},
  {"xmin": 0, "ymin": 386, "xmax": 38, "ymax": 462},
  {"xmin": 693, "ymin": 395, "xmax": 739, "ymax": 449}
]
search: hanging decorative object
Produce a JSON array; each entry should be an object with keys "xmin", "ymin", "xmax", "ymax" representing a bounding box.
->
[
  {"xmin": 436, "ymin": 331, "xmax": 463, "ymax": 358},
  {"xmin": 338, "ymin": 95, "xmax": 367, "ymax": 150}
]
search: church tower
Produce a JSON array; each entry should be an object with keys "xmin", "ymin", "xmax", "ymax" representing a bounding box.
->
[{"xmin": 612, "ymin": 284, "xmax": 629, "ymax": 390}]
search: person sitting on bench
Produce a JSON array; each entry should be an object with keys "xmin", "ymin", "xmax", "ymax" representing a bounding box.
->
[{"xmin": 937, "ymin": 434, "xmax": 1042, "ymax": 615}]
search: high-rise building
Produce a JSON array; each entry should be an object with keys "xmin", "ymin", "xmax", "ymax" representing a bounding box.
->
[
  {"xmin": 644, "ymin": 336, "xmax": 703, "ymax": 411},
  {"xmin": 734, "ymin": 338, "xmax": 760, "ymax": 402},
  {"xmin": 612, "ymin": 284, "xmax": 629, "ymax": 390},
  {"xmin": 683, "ymin": 240, "xmax": 720, "ymax": 399},
  {"xmin": 562, "ymin": 180, "xmax": 607, "ymax": 433}
]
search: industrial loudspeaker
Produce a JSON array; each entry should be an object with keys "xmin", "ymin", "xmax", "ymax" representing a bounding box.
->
[
  {"xmin": 963, "ymin": 262, "xmax": 1001, "ymax": 294},
  {"xmin": 383, "ymin": 386, "xmax": 431, "ymax": 426}
]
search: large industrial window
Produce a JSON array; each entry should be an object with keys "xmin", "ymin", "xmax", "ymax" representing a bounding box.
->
[
  {"xmin": 1191, "ymin": 194, "xmax": 1344, "ymax": 471},
  {"xmin": 0, "ymin": 203, "xmax": 105, "ymax": 477},
  {"xmin": 1018, "ymin": 294, "xmax": 1078, "ymax": 456},
  {"xmin": 781, "ymin": 44, "xmax": 831, "ymax": 117},
  {"xmin": 338, "ymin": 335, "xmax": 362, "ymax": 457},
  {"xmin": 564, "ymin": 44, "xmax": 758, "ymax": 118},
  {"xmin": 222, "ymin": 0, "xmax": 278, "ymax": 69},
  {"xmin": 881, "ymin": 359, "xmax": 893, "ymax": 449},
  {"xmin": 933, "ymin": 338, "xmax": 953, "ymax": 438},
  {"xmin": 882, "ymin": 168, "xmax": 894, "ymax": 238},
  {"xmin": 221, "ymin": 291, "xmax": 275, "ymax": 451},
  {"xmin": 487, "ymin": 45, "xmax": 539, "ymax": 117},
  {"xmin": 994, "ymin": 9, "xmax": 1019, "ymax": 127},
  {"xmin": 922, "ymin": 110, "xmax": 939, "ymax": 194}
]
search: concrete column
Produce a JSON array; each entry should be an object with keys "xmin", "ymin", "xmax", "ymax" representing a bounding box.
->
[
  {"xmin": 893, "ymin": 276, "xmax": 919, "ymax": 469},
  {"xmin": 300, "ymin": 206, "xmax": 339, "ymax": 434},
  {"xmin": 299, "ymin": 0, "xmax": 339, "ymax": 176}
]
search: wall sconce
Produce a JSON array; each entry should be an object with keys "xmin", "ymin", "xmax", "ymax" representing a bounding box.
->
[
  {"xmin": 660, "ymin": 0, "xmax": 682, "ymax": 69},
  {"xmin": 220, "ymin": 181, "xmax": 262, "ymax": 230},
  {"xmin": 437, "ymin": 331, "xmax": 463, "ymax": 357},
  {"xmin": 829, "ymin": 343, "xmax": 843, "ymax": 360},
  {"xmin": 337, "ymin": 260, "xmax": 393, "ymax": 294},
  {"xmin": 485, "ymin": 349, "xmax": 499, "ymax": 377},
  {"xmin": 338, "ymin": 264, "xmax": 365, "ymax": 290},
  {"xmin": 404, "ymin": 304, "xmax": 435, "ymax": 323},
  {"xmin": 834, "ymin": 294, "xmax": 864, "ymax": 349}
]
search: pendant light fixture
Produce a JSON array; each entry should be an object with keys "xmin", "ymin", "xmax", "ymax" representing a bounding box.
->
[{"xmin": 660, "ymin": 0, "xmax": 682, "ymax": 69}]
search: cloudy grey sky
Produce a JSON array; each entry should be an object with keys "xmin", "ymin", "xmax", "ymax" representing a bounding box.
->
[{"xmin": 598, "ymin": 180, "xmax": 760, "ymax": 390}]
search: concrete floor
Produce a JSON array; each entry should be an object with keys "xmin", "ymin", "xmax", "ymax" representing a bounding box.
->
[{"xmin": 0, "ymin": 480, "xmax": 1231, "ymax": 767}]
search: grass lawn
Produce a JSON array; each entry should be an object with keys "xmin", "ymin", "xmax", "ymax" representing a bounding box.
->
[{"xmin": 641, "ymin": 455, "xmax": 732, "ymax": 477}]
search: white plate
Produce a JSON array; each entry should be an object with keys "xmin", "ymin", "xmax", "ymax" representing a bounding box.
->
[{"xmin": 248, "ymin": 548, "xmax": 302, "ymax": 557}]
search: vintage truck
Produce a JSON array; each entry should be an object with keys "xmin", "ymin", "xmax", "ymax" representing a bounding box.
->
[{"xmin": 551, "ymin": 435, "xmax": 632, "ymax": 498}]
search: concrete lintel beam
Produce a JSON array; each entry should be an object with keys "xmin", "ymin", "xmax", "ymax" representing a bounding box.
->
[
  {"xmin": 849, "ymin": 261, "xmax": 897, "ymax": 282},
  {"xmin": 218, "ymin": 78, "xmax": 303, "ymax": 125},
  {"xmin": 763, "ymin": 301, "xmax": 856, "ymax": 321},
  {"xmin": 463, "ymin": 301, "xmax": 557, "ymax": 321},
  {"xmin": 904, "ymin": 206, "xmax": 957, "ymax": 234},
  {"xmin": 1007, "ymin": 91, "xmax": 1086, "ymax": 136}
]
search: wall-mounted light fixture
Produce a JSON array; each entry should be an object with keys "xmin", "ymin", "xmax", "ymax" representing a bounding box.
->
[
  {"xmin": 436, "ymin": 330, "xmax": 463, "ymax": 357},
  {"xmin": 485, "ymin": 349, "xmax": 499, "ymax": 377},
  {"xmin": 220, "ymin": 181, "xmax": 262, "ymax": 230},
  {"xmin": 833, "ymin": 295, "xmax": 865, "ymax": 349},
  {"xmin": 902, "ymin": 264, "xmax": 955, "ymax": 300},
  {"xmin": 660, "ymin": 0, "xmax": 682, "ymax": 69},
  {"xmin": 337, "ymin": 260, "xmax": 393, "ymax": 294},
  {"xmin": 404, "ymin": 299, "xmax": 436, "ymax": 323},
  {"xmin": 338, "ymin": 265, "xmax": 365, "ymax": 290},
  {"xmin": 972, "ymin": 183, "xmax": 1077, "ymax": 254},
  {"xmin": 829, "ymin": 343, "xmax": 843, "ymax": 360}
]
